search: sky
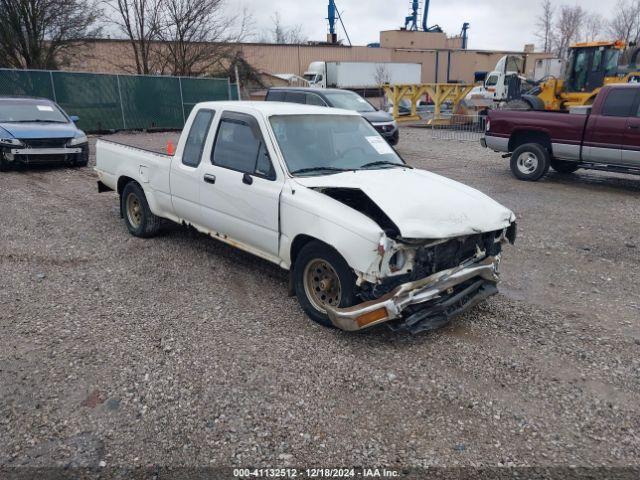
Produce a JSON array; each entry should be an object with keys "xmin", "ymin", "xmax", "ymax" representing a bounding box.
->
[{"xmin": 240, "ymin": 0, "xmax": 617, "ymax": 51}]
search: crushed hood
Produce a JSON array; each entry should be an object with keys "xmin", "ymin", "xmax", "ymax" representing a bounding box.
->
[{"xmin": 294, "ymin": 168, "xmax": 515, "ymax": 239}]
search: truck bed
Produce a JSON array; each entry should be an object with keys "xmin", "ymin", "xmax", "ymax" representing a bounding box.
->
[
  {"xmin": 95, "ymin": 139, "xmax": 174, "ymax": 216},
  {"xmin": 488, "ymin": 109, "xmax": 588, "ymax": 147}
]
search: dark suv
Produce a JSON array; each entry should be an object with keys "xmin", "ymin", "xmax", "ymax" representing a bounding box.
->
[{"xmin": 265, "ymin": 87, "xmax": 399, "ymax": 145}]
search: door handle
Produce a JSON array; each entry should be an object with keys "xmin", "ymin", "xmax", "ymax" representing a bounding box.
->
[
  {"xmin": 628, "ymin": 124, "xmax": 640, "ymax": 130},
  {"xmin": 242, "ymin": 173, "xmax": 253, "ymax": 185},
  {"xmin": 203, "ymin": 174, "xmax": 216, "ymax": 184}
]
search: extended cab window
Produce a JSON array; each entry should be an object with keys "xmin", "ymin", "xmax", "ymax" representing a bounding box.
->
[
  {"xmin": 602, "ymin": 89, "xmax": 637, "ymax": 117},
  {"xmin": 211, "ymin": 112, "xmax": 275, "ymax": 180},
  {"xmin": 182, "ymin": 109, "xmax": 214, "ymax": 167}
]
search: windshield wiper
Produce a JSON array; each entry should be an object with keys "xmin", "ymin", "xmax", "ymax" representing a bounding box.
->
[
  {"xmin": 359, "ymin": 160, "xmax": 411, "ymax": 170},
  {"xmin": 291, "ymin": 166, "xmax": 353, "ymax": 176}
]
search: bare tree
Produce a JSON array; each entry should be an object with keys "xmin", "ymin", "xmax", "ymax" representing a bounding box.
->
[
  {"xmin": 374, "ymin": 64, "xmax": 391, "ymax": 107},
  {"xmin": 374, "ymin": 64, "xmax": 391, "ymax": 85},
  {"xmin": 104, "ymin": 0, "xmax": 164, "ymax": 74},
  {"xmin": 582, "ymin": 13, "xmax": 606, "ymax": 42},
  {"xmin": 264, "ymin": 11, "xmax": 307, "ymax": 44},
  {"xmin": 552, "ymin": 5, "xmax": 586, "ymax": 59},
  {"xmin": 608, "ymin": 0, "xmax": 640, "ymax": 55},
  {"xmin": 156, "ymin": 0, "xmax": 251, "ymax": 77},
  {"xmin": 0, "ymin": 0, "xmax": 101, "ymax": 69},
  {"xmin": 535, "ymin": 0, "xmax": 554, "ymax": 53}
]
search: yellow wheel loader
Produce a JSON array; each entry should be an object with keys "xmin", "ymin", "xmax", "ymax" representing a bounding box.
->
[{"xmin": 508, "ymin": 41, "xmax": 640, "ymax": 111}]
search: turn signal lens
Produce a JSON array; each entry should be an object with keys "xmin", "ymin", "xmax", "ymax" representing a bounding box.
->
[{"xmin": 356, "ymin": 308, "xmax": 389, "ymax": 327}]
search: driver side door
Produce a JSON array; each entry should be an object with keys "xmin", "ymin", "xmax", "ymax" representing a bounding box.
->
[{"xmin": 199, "ymin": 111, "xmax": 283, "ymax": 258}]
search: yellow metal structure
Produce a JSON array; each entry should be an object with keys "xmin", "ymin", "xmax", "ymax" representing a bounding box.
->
[
  {"xmin": 536, "ymin": 40, "xmax": 640, "ymax": 111},
  {"xmin": 384, "ymin": 83, "xmax": 474, "ymax": 122}
]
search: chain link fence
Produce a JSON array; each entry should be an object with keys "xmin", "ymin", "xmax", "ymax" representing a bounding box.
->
[{"xmin": 0, "ymin": 69, "xmax": 232, "ymax": 132}]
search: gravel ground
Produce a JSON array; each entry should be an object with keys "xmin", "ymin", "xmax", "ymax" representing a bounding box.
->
[{"xmin": 1, "ymin": 128, "xmax": 639, "ymax": 471}]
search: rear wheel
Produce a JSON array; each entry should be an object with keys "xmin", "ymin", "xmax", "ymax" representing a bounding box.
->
[
  {"xmin": 293, "ymin": 241, "xmax": 357, "ymax": 327},
  {"xmin": 121, "ymin": 182, "xmax": 162, "ymax": 238},
  {"xmin": 551, "ymin": 159, "xmax": 580, "ymax": 174},
  {"xmin": 510, "ymin": 143, "xmax": 550, "ymax": 181}
]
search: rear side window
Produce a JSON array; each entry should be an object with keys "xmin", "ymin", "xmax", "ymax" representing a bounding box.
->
[
  {"xmin": 306, "ymin": 94, "xmax": 326, "ymax": 106},
  {"xmin": 267, "ymin": 91, "xmax": 285, "ymax": 101},
  {"xmin": 211, "ymin": 112, "xmax": 275, "ymax": 180},
  {"xmin": 602, "ymin": 89, "xmax": 637, "ymax": 117},
  {"xmin": 285, "ymin": 92, "xmax": 306, "ymax": 104},
  {"xmin": 182, "ymin": 109, "xmax": 214, "ymax": 167}
]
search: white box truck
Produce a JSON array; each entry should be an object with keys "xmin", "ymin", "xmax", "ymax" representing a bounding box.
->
[{"xmin": 304, "ymin": 61, "xmax": 422, "ymax": 90}]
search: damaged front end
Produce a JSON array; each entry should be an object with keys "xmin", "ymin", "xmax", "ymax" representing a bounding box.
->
[{"xmin": 327, "ymin": 223, "xmax": 517, "ymax": 334}]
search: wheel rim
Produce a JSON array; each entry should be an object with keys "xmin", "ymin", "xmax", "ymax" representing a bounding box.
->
[
  {"xmin": 516, "ymin": 152, "xmax": 539, "ymax": 175},
  {"xmin": 126, "ymin": 193, "xmax": 143, "ymax": 228},
  {"xmin": 303, "ymin": 258, "xmax": 342, "ymax": 313}
]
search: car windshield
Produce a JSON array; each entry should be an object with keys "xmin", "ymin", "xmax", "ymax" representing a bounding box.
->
[
  {"xmin": 322, "ymin": 91, "xmax": 376, "ymax": 112},
  {"xmin": 0, "ymin": 100, "xmax": 68, "ymax": 123},
  {"xmin": 270, "ymin": 114, "xmax": 405, "ymax": 176}
]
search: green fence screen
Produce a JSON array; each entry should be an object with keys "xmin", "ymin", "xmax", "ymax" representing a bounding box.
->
[{"xmin": 0, "ymin": 69, "xmax": 232, "ymax": 132}]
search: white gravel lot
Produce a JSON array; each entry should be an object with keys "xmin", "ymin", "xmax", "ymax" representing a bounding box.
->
[{"xmin": 1, "ymin": 127, "xmax": 639, "ymax": 473}]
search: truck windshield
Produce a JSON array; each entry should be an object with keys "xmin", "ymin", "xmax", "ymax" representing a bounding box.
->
[
  {"xmin": 270, "ymin": 114, "xmax": 405, "ymax": 176},
  {"xmin": 322, "ymin": 91, "xmax": 376, "ymax": 112},
  {"xmin": 303, "ymin": 74, "xmax": 320, "ymax": 84},
  {"xmin": 0, "ymin": 100, "xmax": 68, "ymax": 123}
]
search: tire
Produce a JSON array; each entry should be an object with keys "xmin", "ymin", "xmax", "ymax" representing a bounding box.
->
[
  {"xmin": 74, "ymin": 146, "xmax": 89, "ymax": 167},
  {"xmin": 0, "ymin": 158, "xmax": 8, "ymax": 172},
  {"xmin": 293, "ymin": 241, "xmax": 357, "ymax": 327},
  {"xmin": 551, "ymin": 159, "xmax": 580, "ymax": 174},
  {"xmin": 121, "ymin": 182, "xmax": 162, "ymax": 238},
  {"xmin": 510, "ymin": 143, "xmax": 550, "ymax": 181},
  {"xmin": 505, "ymin": 99, "xmax": 532, "ymax": 111}
]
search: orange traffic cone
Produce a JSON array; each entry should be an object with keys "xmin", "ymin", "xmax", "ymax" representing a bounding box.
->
[{"xmin": 167, "ymin": 140, "xmax": 175, "ymax": 155}]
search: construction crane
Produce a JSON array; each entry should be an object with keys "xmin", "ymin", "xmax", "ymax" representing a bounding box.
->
[{"xmin": 327, "ymin": 1, "xmax": 352, "ymax": 45}]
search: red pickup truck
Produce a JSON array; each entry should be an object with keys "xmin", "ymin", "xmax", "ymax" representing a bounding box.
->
[{"xmin": 482, "ymin": 84, "xmax": 640, "ymax": 181}]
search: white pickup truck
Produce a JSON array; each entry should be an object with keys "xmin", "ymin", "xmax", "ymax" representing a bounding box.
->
[{"xmin": 96, "ymin": 102, "xmax": 517, "ymax": 334}]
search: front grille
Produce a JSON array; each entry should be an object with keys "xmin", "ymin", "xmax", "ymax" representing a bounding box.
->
[
  {"xmin": 358, "ymin": 231, "xmax": 503, "ymax": 302},
  {"xmin": 22, "ymin": 138, "xmax": 71, "ymax": 148},
  {"xmin": 414, "ymin": 231, "xmax": 502, "ymax": 276}
]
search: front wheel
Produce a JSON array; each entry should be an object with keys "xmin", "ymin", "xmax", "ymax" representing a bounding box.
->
[
  {"xmin": 510, "ymin": 143, "xmax": 550, "ymax": 181},
  {"xmin": 551, "ymin": 159, "xmax": 580, "ymax": 174},
  {"xmin": 121, "ymin": 182, "xmax": 162, "ymax": 238},
  {"xmin": 293, "ymin": 241, "xmax": 357, "ymax": 327}
]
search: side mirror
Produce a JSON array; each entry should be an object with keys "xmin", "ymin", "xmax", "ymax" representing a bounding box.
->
[{"xmin": 70, "ymin": 115, "xmax": 80, "ymax": 123}]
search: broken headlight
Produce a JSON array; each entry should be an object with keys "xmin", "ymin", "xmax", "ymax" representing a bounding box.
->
[
  {"xmin": 67, "ymin": 134, "xmax": 88, "ymax": 147},
  {"xmin": 0, "ymin": 138, "xmax": 24, "ymax": 147},
  {"xmin": 389, "ymin": 250, "xmax": 408, "ymax": 272}
]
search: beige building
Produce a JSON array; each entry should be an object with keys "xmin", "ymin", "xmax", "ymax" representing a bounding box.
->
[{"xmin": 68, "ymin": 31, "xmax": 551, "ymax": 85}]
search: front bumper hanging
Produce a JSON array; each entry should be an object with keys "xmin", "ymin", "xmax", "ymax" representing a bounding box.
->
[{"xmin": 326, "ymin": 254, "xmax": 501, "ymax": 333}]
